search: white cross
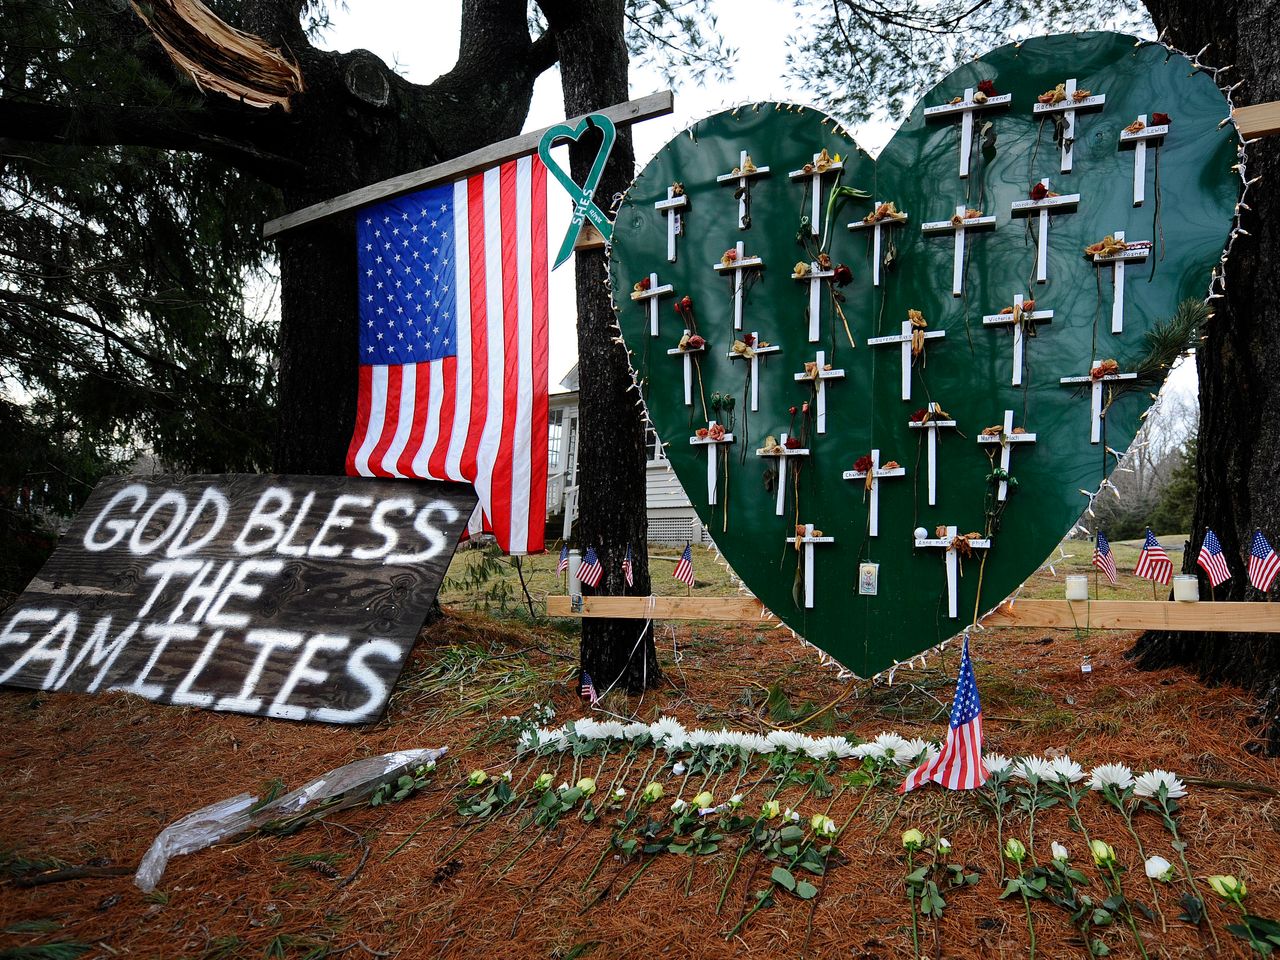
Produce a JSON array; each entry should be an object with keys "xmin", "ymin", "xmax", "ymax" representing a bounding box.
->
[
  {"xmin": 847, "ymin": 201, "xmax": 909, "ymax": 286},
  {"xmin": 788, "ymin": 151, "xmax": 845, "ymax": 235},
  {"xmin": 981, "ymin": 294, "xmax": 1054, "ymax": 386},
  {"xmin": 1059, "ymin": 360, "xmax": 1139, "ymax": 444},
  {"xmin": 913, "ymin": 525, "xmax": 992, "ymax": 619},
  {"xmin": 921, "ymin": 205, "xmax": 997, "ymax": 297},
  {"xmin": 756, "ymin": 432, "xmax": 809, "ymax": 516},
  {"xmin": 715, "ymin": 149, "xmax": 771, "ymax": 230},
  {"xmin": 906, "ymin": 403, "xmax": 957, "ymax": 506},
  {"xmin": 666, "ymin": 328, "xmax": 705, "ymax": 407},
  {"xmin": 630, "ymin": 271, "xmax": 675, "ymax": 337},
  {"xmin": 689, "ymin": 421, "xmax": 734, "ymax": 504},
  {"xmin": 1119, "ymin": 115, "xmax": 1168, "ymax": 207},
  {"xmin": 654, "ymin": 186, "xmax": 689, "ymax": 262},
  {"xmin": 726, "ymin": 332, "xmax": 781, "ymax": 411},
  {"xmin": 977, "ymin": 410, "xmax": 1037, "ymax": 501},
  {"xmin": 785, "ymin": 522, "xmax": 836, "ymax": 608},
  {"xmin": 1089, "ymin": 230, "xmax": 1152, "ymax": 334},
  {"xmin": 1009, "ymin": 179, "xmax": 1080, "ymax": 283},
  {"xmin": 842, "ymin": 449, "xmax": 906, "ymax": 537},
  {"xmin": 922, "ymin": 87, "xmax": 1013, "ymax": 178},
  {"xmin": 713, "ymin": 241, "xmax": 765, "ymax": 331},
  {"xmin": 867, "ymin": 319, "xmax": 945, "ymax": 401},
  {"xmin": 792, "ymin": 350, "xmax": 846, "ymax": 434},
  {"xmin": 1032, "ymin": 78, "xmax": 1107, "ymax": 173},
  {"xmin": 792, "ymin": 261, "xmax": 836, "ymax": 341}
]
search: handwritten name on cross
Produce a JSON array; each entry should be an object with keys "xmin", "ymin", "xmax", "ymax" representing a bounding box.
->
[
  {"xmin": 726, "ymin": 333, "xmax": 780, "ymax": 412},
  {"xmin": 1090, "ymin": 230, "xmax": 1151, "ymax": 334},
  {"xmin": 1058, "ymin": 360, "xmax": 1138, "ymax": 444},
  {"xmin": 1119, "ymin": 115, "xmax": 1168, "ymax": 207},
  {"xmin": 792, "ymin": 262, "xmax": 836, "ymax": 341},
  {"xmin": 667, "ymin": 329, "xmax": 705, "ymax": 407},
  {"xmin": 654, "ymin": 187, "xmax": 689, "ymax": 262},
  {"xmin": 842, "ymin": 449, "xmax": 906, "ymax": 537},
  {"xmin": 630, "ymin": 271, "xmax": 675, "ymax": 338},
  {"xmin": 793, "ymin": 350, "xmax": 846, "ymax": 434},
  {"xmin": 847, "ymin": 202, "xmax": 909, "ymax": 286},
  {"xmin": 1032, "ymin": 79, "xmax": 1106, "ymax": 174},
  {"xmin": 1010, "ymin": 179, "xmax": 1080, "ymax": 284},
  {"xmin": 713, "ymin": 241, "xmax": 765, "ymax": 331},
  {"xmin": 788, "ymin": 152, "xmax": 844, "ymax": 236},
  {"xmin": 913, "ymin": 525, "xmax": 992, "ymax": 619},
  {"xmin": 786, "ymin": 522, "xmax": 835, "ymax": 609},
  {"xmin": 977, "ymin": 410, "xmax": 1037, "ymax": 501},
  {"xmin": 922, "ymin": 88, "xmax": 1013, "ymax": 179},
  {"xmin": 689, "ymin": 421, "xmax": 734, "ymax": 504},
  {"xmin": 921, "ymin": 206, "xmax": 996, "ymax": 297},
  {"xmin": 867, "ymin": 319, "xmax": 945, "ymax": 401},
  {"xmin": 906, "ymin": 404, "xmax": 957, "ymax": 506},
  {"xmin": 716, "ymin": 149, "xmax": 770, "ymax": 230},
  {"xmin": 756, "ymin": 432, "xmax": 809, "ymax": 516},
  {"xmin": 981, "ymin": 294, "xmax": 1054, "ymax": 386}
]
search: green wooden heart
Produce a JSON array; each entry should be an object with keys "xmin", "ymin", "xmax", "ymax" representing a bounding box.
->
[{"xmin": 609, "ymin": 33, "xmax": 1238, "ymax": 677}]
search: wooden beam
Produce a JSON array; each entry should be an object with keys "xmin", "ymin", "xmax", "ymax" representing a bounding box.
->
[
  {"xmin": 1234, "ymin": 101, "xmax": 1280, "ymax": 139},
  {"xmin": 546, "ymin": 594, "xmax": 778, "ymax": 622},
  {"xmin": 981, "ymin": 599, "xmax": 1280, "ymax": 633},
  {"xmin": 262, "ymin": 90, "xmax": 675, "ymax": 239}
]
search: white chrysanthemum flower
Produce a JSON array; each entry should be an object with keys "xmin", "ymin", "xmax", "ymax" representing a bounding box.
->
[
  {"xmin": 573, "ymin": 718, "xmax": 603, "ymax": 740},
  {"xmin": 686, "ymin": 728, "xmax": 718, "ymax": 750},
  {"xmin": 1088, "ymin": 763, "xmax": 1135, "ymax": 792},
  {"xmin": 598, "ymin": 721, "xmax": 628, "ymax": 740},
  {"xmin": 741, "ymin": 733, "xmax": 774, "ymax": 755},
  {"xmin": 983, "ymin": 753, "xmax": 1013, "ymax": 774},
  {"xmin": 1049, "ymin": 756, "xmax": 1085, "ymax": 784},
  {"xmin": 873, "ymin": 732, "xmax": 913, "ymax": 758},
  {"xmin": 850, "ymin": 742, "xmax": 882, "ymax": 760},
  {"xmin": 516, "ymin": 729, "xmax": 537, "ymax": 753},
  {"xmin": 767, "ymin": 730, "xmax": 810, "ymax": 753},
  {"xmin": 1133, "ymin": 769, "xmax": 1188, "ymax": 800},
  {"xmin": 623, "ymin": 722, "xmax": 651, "ymax": 740},
  {"xmin": 917, "ymin": 743, "xmax": 941, "ymax": 766},
  {"xmin": 1014, "ymin": 756, "xmax": 1054, "ymax": 783},
  {"xmin": 650, "ymin": 716, "xmax": 686, "ymax": 744},
  {"xmin": 807, "ymin": 735, "xmax": 856, "ymax": 760},
  {"xmin": 902, "ymin": 738, "xmax": 933, "ymax": 763}
]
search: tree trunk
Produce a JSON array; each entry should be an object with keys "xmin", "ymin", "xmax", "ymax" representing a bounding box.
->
[
  {"xmin": 1129, "ymin": 0, "xmax": 1280, "ymax": 753},
  {"xmin": 547, "ymin": 0, "xmax": 661, "ymax": 693}
]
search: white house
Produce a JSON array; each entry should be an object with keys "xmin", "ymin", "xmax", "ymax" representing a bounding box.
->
[{"xmin": 547, "ymin": 365, "xmax": 705, "ymax": 545}]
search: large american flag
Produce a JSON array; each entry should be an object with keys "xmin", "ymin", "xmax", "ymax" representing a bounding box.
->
[
  {"xmin": 1197, "ymin": 528, "xmax": 1232, "ymax": 587},
  {"xmin": 900, "ymin": 636, "xmax": 987, "ymax": 792},
  {"xmin": 1134, "ymin": 528, "xmax": 1173, "ymax": 585},
  {"xmin": 345, "ymin": 157, "xmax": 549, "ymax": 555},
  {"xmin": 1249, "ymin": 529, "xmax": 1280, "ymax": 592},
  {"xmin": 1093, "ymin": 531, "xmax": 1118, "ymax": 586}
]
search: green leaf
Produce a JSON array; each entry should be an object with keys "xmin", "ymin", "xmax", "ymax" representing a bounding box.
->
[
  {"xmin": 771, "ymin": 867, "xmax": 796, "ymax": 891},
  {"xmin": 1089, "ymin": 939, "xmax": 1111, "ymax": 956},
  {"xmin": 779, "ymin": 825, "xmax": 805, "ymax": 842},
  {"xmin": 795, "ymin": 880, "xmax": 819, "ymax": 900}
]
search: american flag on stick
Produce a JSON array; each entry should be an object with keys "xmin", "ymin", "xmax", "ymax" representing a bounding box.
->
[
  {"xmin": 1249, "ymin": 529, "xmax": 1280, "ymax": 593},
  {"xmin": 1133, "ymin": 529, "xmax": 1173, "ymax": 585},
  {"xmin": 672, "ymin": 542, "xmax": 695, "ymax": 588},
  {"xmin": 900, "ymin": 636, "xmax": 987, "ymax": 792},
  {"xmin": 1197, "ymin": 528, "xmax": 1232, "ymax": 588},
  {"xmin": 622, "ymin": 544, "xmax": 634, "ymax": 587},
  {"xmin": 580, "ymin": 670, "xmax": 598, "ymax": 705},
  {"xmin": 1093, "ymin": 531, "xmax": 1118, "ymax": 586},
  {"xmin": 578, "ymin": 546, "xmax": 604, "ymax": 588},
  {"xmin": 346, "ymin": 157, "xmax": 550, "ymax": 556},
  {"xmin": 557, "ymin": 543, "xmax": 569, "ymax": 575}
]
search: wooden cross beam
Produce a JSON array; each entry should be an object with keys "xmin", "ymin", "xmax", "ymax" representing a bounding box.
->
[
  {"xmin": 666, "ymin": 329, "xmax": 704, "ymax": 406},
  {"xmin": 867, "ymin": 320, "xmax": 945, "ymax": 401},
  {"xmin": 631, "ymin": 271, "xmax": 675, "ymax": 337},
  {"xmin": 788, "ymin": 151, "xmax": 844, "ymax": 235},
  {"xmin": 913, "ymin": 525, "xmax": 992, "ymax": 619},
  {"xmin": 1119, "ymin": 115, "xmax": 1168, "ymax": 207},
  {"xmin": 654, "ymin": 186, "xmax": 688, "ymax": 261},
  {"xmin": 921, "ymin": 205, "xmax": 997, "ymax": 297},
  {"xmin": 785, "ymin": 522, "xmax": 835, "ymax": 608},
  {"xmin": 793, "ymin": 350, "xmax": 846, "ymax": 434},
  {"xmin": 1009, "ymin": 179, "xmax": 1080, "ymax": 284},
  {"xmin": 689, "ymin": 421, "xmax": 734, "ymax": 504},
  {"xmin": 977, "ymin": 410, "xmax": 1037, "ymax": 501},
  {"xmin": 922, "ymin": 87, "xmax": 1012, "ymax": 179},
  {"xmin": 847, "ymin": 202, "xmax": 909, "ymax": 286},
  {"xmin": 981, "ymin": 294, "xmax": 1053, "ymax": 387},
  {"xmin": 757, "ymin": 432, "xmax": 809, "ymax": 516},
  {"xmin": 1032, "ymin": 79, "xmax": 1106, "ymax": 173},
  {"xmin": 1090, "ymin": 230, "xmax": 1151, "ymax": 334},
  {"xmin": 907, "ymin": 404, "xmax": 957, "ymax": 506},
  {"xmin": 726, "ymin": 333, "xmax": 780, "ymax": 412},
  {"xmin": 791, "ymin": 261, "xmax": 836, "ymax": 342},
  {"xmin": 842, "ymin": 449, "xmax": 905, "ymax": 537},
  {"xmin": 716, "ymin": 149, "xmax": 771, "ymax": 230},
  {"xmin": 713, "ymin": 241, "xmax": 764, "ymax": 331},
  {"xmin": 1059, "ymin": 360, "xmax": 1139, "ymax": 444}
]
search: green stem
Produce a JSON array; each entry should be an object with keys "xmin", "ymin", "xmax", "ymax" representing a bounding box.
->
[
  {"xmin": 716, "ymin": 832, "xmax": 755, "ymax": 915},
  {"xmin": 615, "ymin": 855, "xmax": 657, "ymax": 903},
  {"xmin": 908, "ymin": 852, "xmax": 921, "ymax": 960},
  {"xmin": 1020, "ymin": 889, "xmax": 1037, "ymax": 960},
  {"xmin": 1107, "ymin": 865, "xmax": 1152, "ymax": 960},
  {"xmin": 1122, "ymin": 808, "xmax": 1167, "ymax": 932}
]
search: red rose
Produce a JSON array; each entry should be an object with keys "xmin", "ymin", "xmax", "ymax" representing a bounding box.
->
[
  {"xmin": 802, "ymin": 401, "xmax": 810, "ymax": 414},
  {"xmin": 1030, "ymin": 181, "xmax": 1049, "ymax": 202},
  {"xmin": 788, "ymin": 406, "xmax": 797, "ymax": 415},
  {"xmin": 686, "ymin": 335, "xmax": 705, "ymax": 350},
  {"xmin": 1152, "ymin": 112, "xmax": 1170, "ymax": 126},
  {"xmin": 978, "ymin": 79, "xmax": 997, "ymax": 97},
  {"xmin": 695, "ymin": 428, "xmax": 709, "ymax": 439},
  {"xmin": 832, "ymin": 263, "xmax": 853, "ymax": 286},
  {"xmin": 708, "ymin": 423, "xmax": 726, "ymax": 441},
  {"xmin": 743, "ymin": 333, "xmax": 756, "ymax": 346},
  {"xmin": 784, "ymin": 436, "xmax": 802, "ymax": 449},
  {"xmin": 638, "ymin": 277, "xmax": 651, "ymax": 291},
  {"xmin": 681, "ymin": 295, "xmax": 693, "ymax": 310},
  {"xmin": 673, "ymin": 301, "xmax": 683, "ymax": 314},
  {"xmin": 910, "ymin": 408, "xmax": 928, "ymax": 423},
  {"xmin": 853, "ymin": 454, "xmax": 873, "ymax": 473}
]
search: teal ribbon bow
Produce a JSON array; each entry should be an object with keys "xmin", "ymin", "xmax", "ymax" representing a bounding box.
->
[{"xmin": 538, "ymin": 114, "xmax": 617, "ymax": 269}]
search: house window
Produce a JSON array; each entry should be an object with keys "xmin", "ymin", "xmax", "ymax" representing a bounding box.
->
[{"xmin": 548, "ymin": 409, "xmax": 563, "ymax": 470}]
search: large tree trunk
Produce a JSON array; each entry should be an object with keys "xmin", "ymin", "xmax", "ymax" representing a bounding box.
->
[
  {"xmin": 1130, "ymin": 0, "xmax": 1280, "ymax": 752},
  {"xmin": 546, "ymin": 0, "xmax": 661, "ymax": 692}
]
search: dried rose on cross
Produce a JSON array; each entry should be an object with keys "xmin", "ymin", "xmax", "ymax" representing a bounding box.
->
[
  {"xmin": 977, "ymin": 79, "xmax": 998, "ymax": 98},
  {"xmin": 635, "ymin": 277, "xmax": 651, "ymax": 292},
  {"xmin": 721, "ymin": 248, "xmax": 739, "ymax": 268},
  {"xmin": 853, "ymin": 454, "xmax": 873, "ymax": 473},
  {"xmin": 1152, "ymin": 112, "xmax": 1171, "ymax": 126},
  {"xmin": 1090, "ymin": 359, "xmax": 1120, "ymax": 380},
  {"xmin": 833, "ymin": 263, "xmax": 853, "ymax": 286},
  {"xmin": 784, "ymin": 436, "xmax": 802, "ymax": 450}
]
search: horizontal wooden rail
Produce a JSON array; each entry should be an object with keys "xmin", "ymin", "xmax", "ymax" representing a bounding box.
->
[
  {"xmin": 263, "ymin": 90, "xmax": 674, "ymax": 238},
  {"xmin": 1234, "ymin": 101, "xmax": 1280, "ymax": 139},
  {"xmin": 546, "ymin": 595, "xmax": 1280, "ymax": 632}
]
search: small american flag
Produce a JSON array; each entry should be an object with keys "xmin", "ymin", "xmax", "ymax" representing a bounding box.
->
[
  {"xmin": 1093, "ymin": 531, "xmax": 1118, "ymax": 585},
  {"xmin": 557, "ymin": 543, "xmax": 569, "ymax": 574},
  {"xmin": 578, "ymin": 546, "xmax": 604, "ymax": 588},
  {"xmin": 1134, "ymin": 528, "xmax": 1173, "ymax": 585},
  {"xmin": 1249, "ymin": 529, "xmax": 1280, "ymax": 592},
  {"xmin": 900, "ymin": 636, "xmax": 987, "ymax": 792},
  {"xmin": 672, "ymin": 542, "xmax": 694, "ymax": 587},
  {"xmin": 622, "ymin": 544, "xmax": 634, "ymax": 587},
  {"xmin": 579, "ymin": 670, "xmax": 598, "ymax": 704},
  {"xmin": 1197, "ymin": 528, "xmax": 1232, "ymax": 587}
]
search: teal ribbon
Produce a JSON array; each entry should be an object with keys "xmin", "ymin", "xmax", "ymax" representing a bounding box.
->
[{"xmin": 538, "ymin": 114, "xmax": 617, "ymax": 269}]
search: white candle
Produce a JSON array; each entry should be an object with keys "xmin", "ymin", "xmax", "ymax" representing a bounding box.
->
[
  {"xmin": 1173, "ymin": 575, "xmax": 1199, "ymax": 602},
  {"xmin": 1065, "ymin": 575, "xmax": 1089, "ymax": 600}
]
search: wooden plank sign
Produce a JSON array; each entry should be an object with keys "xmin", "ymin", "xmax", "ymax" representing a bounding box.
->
[{"xmin": 0, "ymin": 475, "xmax": 477, "ymax": 724}]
